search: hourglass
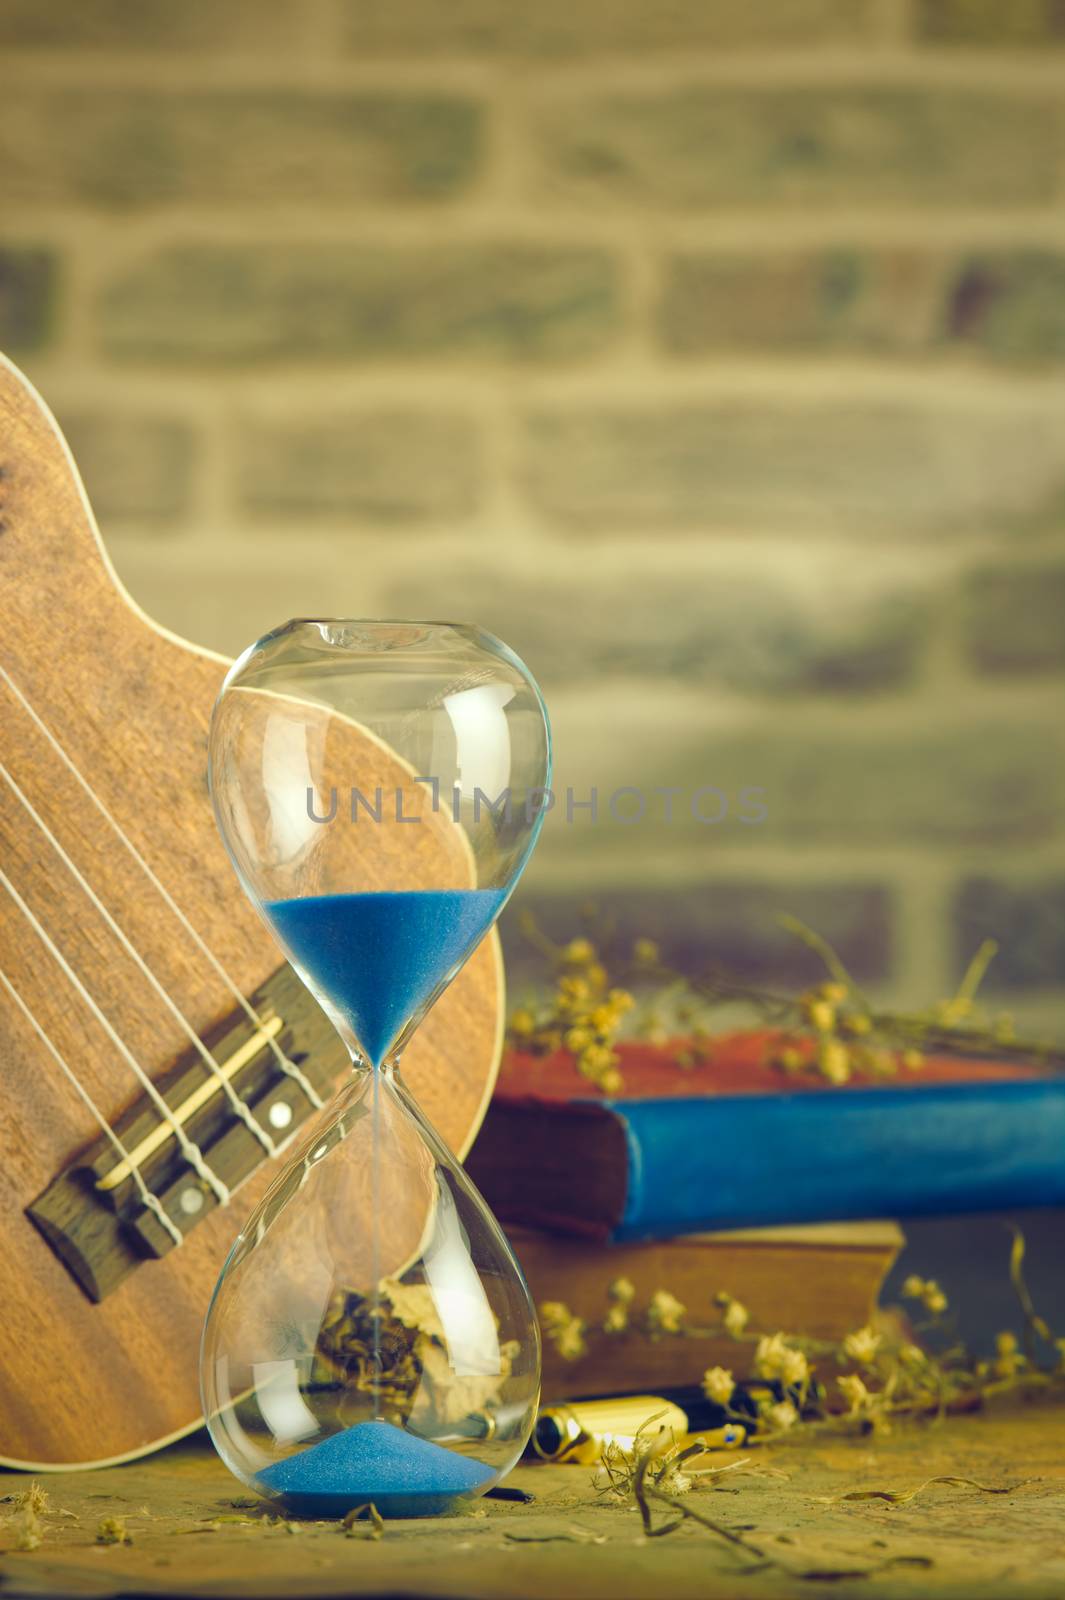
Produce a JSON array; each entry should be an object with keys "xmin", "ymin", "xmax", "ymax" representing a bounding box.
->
[{"xmin": 200, "ymin": 620, "xmax": 551, "ymax": 1517}]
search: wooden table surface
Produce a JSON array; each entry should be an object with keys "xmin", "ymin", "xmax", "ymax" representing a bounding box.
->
[{"xmin": 1, "ymin": 1402, "xmax": 1063, "ymax": 1600}]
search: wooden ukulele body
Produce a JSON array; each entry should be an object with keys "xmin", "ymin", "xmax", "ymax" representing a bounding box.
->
[{"xmin": 0, "ymin": 354, "xmax": 503, "ymax": 1468}]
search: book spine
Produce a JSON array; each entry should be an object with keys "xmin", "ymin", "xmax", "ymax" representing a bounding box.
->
[{"xmin": 607, "ymin": 1080, "xmax": 1065, "ymax": 1242}]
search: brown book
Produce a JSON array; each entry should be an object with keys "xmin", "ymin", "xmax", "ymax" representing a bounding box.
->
[{"xmin": 507, "ymin": 1220, "xmax": 903, "ymax": 1401}]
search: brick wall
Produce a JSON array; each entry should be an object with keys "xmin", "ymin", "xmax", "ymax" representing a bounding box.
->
[{"xmin": 3, "ymin": 0, "xmax": 1064, "ymax": 1022}]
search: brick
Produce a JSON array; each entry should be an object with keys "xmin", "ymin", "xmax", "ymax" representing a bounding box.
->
[
  {"xmin": 100, "ymin": 245, "xmax": 618, "ymax": 363},
  {"xmin": 963, "ymin": 563, "xmax": 1065, "ymax": 673},
  {"xmin": 0, "ymin": 0, "xmax": 306, "ymax": 50},
  {"xmin": 0, "ymin": 91, "xmax": 478, "ymax": 208},
  {"xmin": 530, "ymin": 87, "xmax": 1059, "ymax": 208},
  {"xmin": 916, "ymin": 0, "xmax": 1065, "ymax": 44},
  {"xmin": 954, "ymin": 879, "xmax": 1065, "ymax": 990},
  {"xmin": 520, "ymin": 404, "xmax": 1065, "ymax": 534},
  {"xmin": 0, "ymin": 247, "xmax": 56, "ymax": 353},
  {"xmin": 60, "ymin": 413, "xmax": 195, "ymax": 524},
  {"xmin": 503, "ymin": 881, "xmax": 894, "ymax": 989},
  {"xmin": 942, "ymin": 252, "xmax": 1065, "ymax": 363},
  {"xmin": 236, "ymin": 411, "xmax": 480, "ymax": 521},
  {"xmin": 107, "ymin": 541, "xmax": 354, "ymax": 657},
  {"xmin": 342, "ymin": 0, "xmax": 877, "ymax": 54},
  {"xmin": 660, "ymin": 250, "xmax": 942, "ymax": 355},
  {"xmin": 660, "ymin": 249, "xmax": 1065, "ymax": 363},
  {"xmin": 385, "ymin": 565, "xmax": 929, "ymax": 692},
  {"xmin": 547, "ymin": 703, "xmax": 1063, "ymax": 850}
]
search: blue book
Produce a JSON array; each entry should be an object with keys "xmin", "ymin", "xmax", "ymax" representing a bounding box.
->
[{"xmin": 467, "ymin": 1077, "xmax": 1065, "ymax": 1243}]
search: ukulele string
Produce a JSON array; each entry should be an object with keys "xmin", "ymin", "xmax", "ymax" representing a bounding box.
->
[
  {"xmin": 0, "ymin": 867, "xmax": 230, "ymax": 1205},
  {"xmin": 0, "ymin": 662, "xmax": 323, "ymax": 1110},
  {"xmin": 0, "ymin": 967, "xmax": 184, "ymax": 1248},
  {"xmin": 0, "ymin": 760, "xmax": 278, "ymax": 1158}
]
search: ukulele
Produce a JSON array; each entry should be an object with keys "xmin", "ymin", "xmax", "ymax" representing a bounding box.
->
[{"xmin": 0, "ymin": 354, "xmax": 504, "ymax": 1469}]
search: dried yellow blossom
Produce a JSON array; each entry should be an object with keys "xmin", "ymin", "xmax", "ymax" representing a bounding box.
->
[
  {"xmin": 901, "ymin": 1275, "xmax": 926, "ymax": 1300},
  {"xmin": 924, "ymin": 1281, "xmax": 948, "ymax": 1315},
  {"xmin": 608, "ymin": 1277, "xmax": 636, "ymax": 1304},
  {"xmin": 753, "ymin": 1332, "xmax": 793, "ymax": 1380},
  {"xmin": 722, "ymin": 1298, "xmax": 749, "ymax": 1337},
  {"xmin": 837, "ymin": 1373, "xmax": 869, "ymax": 1414},
  {"xmin": 603, "ymin": 1303, "xmax": 629, "ymax": 1334},
  {"xmin": 780, "ymin": 1346, "xmax": 810, "ymax": 1387},
  {"xmin": 803, "ymin": 996, "xmax": 837, "ymax": 1033},
  {"xmin": 564, "ymin": 1027, "xmax": 593, "ymax": 1052},
  {"xmin": 563, "ymin": 938, "xmax": 596, "ymax": 966},
  {"xmin": 647, "ymin": 1290, "xmax": 686, "ymax": 1335},
  {"xmin": 608, "ymin": 988, "xmax": 635, "ymax": 1013},
  {"xmin": 508, "ymin": 1008, "xmax": 535, "ymax": 1038},
  {"xmin": 701, "ymin": 1366, "xmax": 736, "ymax": 1405},
  {"xmin": 992, "ymin": 1330, "xmax": 1025, "ymax": 1378},
  {"xmin": 842, "ymin": 1326, "xmax": 882, "ymax": 1367},
  {"xmin": 767, "ymin": 1399, "xmax": 799, "ymax": 1431},
  {"xmin": 901, "ymin": 1048, "xmax": 924, "ymax": 1070},
  {"xmin": 633, "ymin": 938, "xmax": 659, "ymax": 965},
  {"xmin": 539, "ymin": 1300, "xmax": 589, "ymax": 1358},
  {"xmin": 818, "ymin": 1038, "xmax": 851, "ymax": 1084}
]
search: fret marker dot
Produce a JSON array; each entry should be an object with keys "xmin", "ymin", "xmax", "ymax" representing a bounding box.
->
[
  {"xmin": 180, "ymin": 1187, "xmax": 205, "ymax": 1215},
  {"xmin": 269, "ymin": 1101, "xmax": 294, "ymax": 1130}
]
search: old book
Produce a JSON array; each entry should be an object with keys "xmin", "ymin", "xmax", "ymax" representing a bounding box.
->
[
  {"xmin": 507, "ymin": 1220, "xmax": 903, "ymax": 1401},
  {"xmin": 466, "ymin": 1035, "xmax": 1054, "ymax": 1242}
]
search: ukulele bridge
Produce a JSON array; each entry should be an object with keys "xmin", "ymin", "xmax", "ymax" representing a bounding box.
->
[{"xmin": 26, "ymin": 964, "xmax": 346, "ymax": 1302}]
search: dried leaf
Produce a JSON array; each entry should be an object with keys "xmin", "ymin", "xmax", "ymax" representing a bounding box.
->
[
  {"xmin": 833, "ymin": 1475, "xmax": 1040, "ymax": 1506},
  {"xmin": 342, "ymin": 1503, "xmax": 384, "ymax": 1541}
]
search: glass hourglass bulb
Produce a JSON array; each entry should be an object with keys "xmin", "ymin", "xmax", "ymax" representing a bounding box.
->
[{"xmin": 200, "ymin": 620, "xmax": 551, "ymax": 1518}]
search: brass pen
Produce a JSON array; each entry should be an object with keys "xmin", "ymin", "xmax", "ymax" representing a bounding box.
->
[{"xmin": 532, "ymin": 1392, "xmax": 747, "ymax": 1465}]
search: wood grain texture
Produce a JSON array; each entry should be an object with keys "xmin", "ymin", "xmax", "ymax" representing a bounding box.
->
[{"xmin": 0, "ymin": 354, "xmax": 503, "ymax": 1468}]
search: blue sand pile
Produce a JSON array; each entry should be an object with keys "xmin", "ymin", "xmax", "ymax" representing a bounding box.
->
[
  {"xmin": 266, "ymin": 889, "xmax": 505, "ymax": 1068},
  {"xmin": 256, "ymin": 1419, "xmax": 494, "ymax": 1518}
]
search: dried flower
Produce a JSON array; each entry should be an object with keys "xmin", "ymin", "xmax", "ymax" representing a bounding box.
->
[
  {"xmin": 539, "ymin": 1301, "xmax": 588, "ymax": 1362},
  {"xmin": 753, "ymin": 1332, "xmax": 796, "ymax": 1381},
  {"xmin": 563, "ymin": 938, "xmax": 596, "ymax": 966},
  {"xmin": 780, "ymin": 1346, "xmax": 811, "ymax": 1387},
  {"xmin": 818, "ymin": 1038, "xmax": 851, "ymax": 1084},
  {"xmin": 843, "ymin": 1326, "xmax": 882, "ymax": 1368},
  {"xmin": 803, "ymin": 995, "xmax": 837, "ymax": 1033},
  {"xmin": 766, "ymin": 1400, "xmax": 799, "ymax": 1432},
  {"xmin": 838, "ymin": 1373, "xmax": 870, "ymax": 1414},
  {"xmin": 900, "ymin": 1275, "xmax": 947, "ymax": 1315},
  {"xmin": 609, "ymin": 1277, "xmax": 636, "ymax": 1304},
  {"xmin": 722, "ymin": 1298, "xmax": 749, "ymax": 1337},
  {"xmin": 648, "ymin": 1289, "xmax": 686, "ymax": 1335},
  {"xmin": 992, "ymin": 1330, "xmax": 1025, "ymax": 1379},
  {"xmin": 96, "ymin": 1517, "xmax": 131, "ymax": 1546},
  {"xmin": 701, "ymin": 1366, "xmax": 736, "ymax": 1405},
  {"xmin": 924, "ymin": 1281, "xmax": 948, "ymax": 1316}
]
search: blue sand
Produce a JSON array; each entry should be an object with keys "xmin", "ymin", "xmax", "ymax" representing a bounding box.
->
[
  {"xmin": 255, "ymin": 1419, "xmax": 493, "ymax": 1518},
  {"xmin": 265, "ymin": 890, "xmax": 506, "ymax": 1068}
]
